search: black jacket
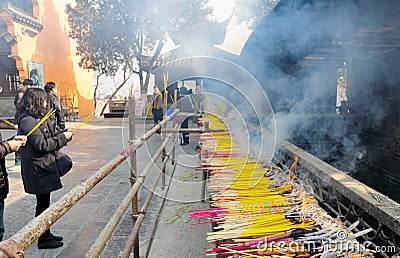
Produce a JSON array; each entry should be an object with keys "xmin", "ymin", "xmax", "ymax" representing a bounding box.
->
[
  {"xmin": 18, "ymin": 111, "xmax": 69, "ymax": 195},
  {"xmin": 47, "ymin": 93, "xmax": 65, "ymax": 130},
  {"xmin": 179, "ymin": 94, "xmax": 194, "ymax": 113},
  {"xmin": 0, "ymin": 134, "xmax": 11, "ymax": 200},
  {"xmin": 14, "ymin": 90, "xmax": 25, "ymax": 125}
]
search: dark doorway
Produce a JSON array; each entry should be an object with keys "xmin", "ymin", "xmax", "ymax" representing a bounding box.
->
[{"xmin": 0, "ymin": 56, "xmax": 19, "ymax": 97}]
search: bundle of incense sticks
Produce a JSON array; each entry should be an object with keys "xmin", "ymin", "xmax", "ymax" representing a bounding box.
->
[
  {"xmin": 27, "ymin": 109, "xmax": 56, "ymax": 136},
  {"xmin": 73, "ymin": 114, "xmax": 95, "ymax": 131},
  {"xmin": 3, "ymin": 119, "xmax": 15, "ymax": 127},
  {"xmin": 190, "ymin": 115, "xmax": 374, "ymax": 257}
]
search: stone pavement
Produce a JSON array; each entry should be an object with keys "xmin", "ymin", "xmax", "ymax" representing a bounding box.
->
[
  {"xmin": 147, "ymin": 148, "xmax": 213, "ymax": 258},
  {"xmin": 1, "ymin": 117, "xmax": 212, "ymax": 257}
]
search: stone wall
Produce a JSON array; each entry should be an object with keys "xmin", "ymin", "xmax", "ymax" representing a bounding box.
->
[
  {"xmin": 351, "ymin": 95, "xmax": 400, "ymax": 203},
  {"xmin": 289, "ymin": 112, "xmax": 400, "ymax": 204}
]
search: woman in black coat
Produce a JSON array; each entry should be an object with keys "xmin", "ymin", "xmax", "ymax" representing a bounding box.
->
[
  {"xmin": 17, "ymin": 88, "xmax": 73, "ymax": 249},
  {"xmin": 0, "ymin": 134, "xmax": 26, "ymax": 241}
]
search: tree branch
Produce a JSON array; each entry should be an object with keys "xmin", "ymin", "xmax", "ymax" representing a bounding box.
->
[{"xmin": 99, "ymin": 71, "xmax": 133, "ymax": 116}]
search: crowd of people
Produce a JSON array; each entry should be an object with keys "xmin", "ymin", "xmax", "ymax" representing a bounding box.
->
[
  {"xmin": 2, "ymin": 80, "xmax": 73, "ymax": 249},
  {"xmin": 152, "ymin": 84, "xmax": 204, "ymax": 145}
]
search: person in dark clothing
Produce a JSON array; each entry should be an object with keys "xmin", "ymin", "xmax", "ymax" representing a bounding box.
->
[
  {"xmin": 13, "ymin": 79, "xmax": 33, "ymax": 110},
  {"xmin": 13, "ymin": 81, "xmax": 24, "ymax": 109},
  {"xmin": 178, "ymin": 87, "xmax": 193, "ymax": 145},
  {"xmin": 44, "ymin": 82, "xmax": 65, "ymax": 130},
  {"xmin": 12, "ymin": 79, "xmax": 33, "ymax": 167},
  {"xmin": 192, "ymin": 85, "xmax": 204, "ymax": 125},
  {"xmin": 0, "ymin": 133, "xmax": 26, "ymax": 241},
  {"xmin": 17, "ymin": 88, "xmax": 73, "ymax": 249}
]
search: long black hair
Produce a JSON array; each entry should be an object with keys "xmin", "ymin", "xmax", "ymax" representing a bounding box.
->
[{"xmin": 18, "ymin": 88, "xmax": 49, "ymax": 117}]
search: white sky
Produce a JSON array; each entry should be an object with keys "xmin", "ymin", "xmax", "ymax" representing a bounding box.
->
[
  {"xmin": 208, "ymin": 0, "xmax": 235, "ymax": 22},
  {"xmin": 162, "ymin": 0, "xmax": 252, "ymax": 56},
  {"xmin": 209, "ymin": 0, "xmax": 252, "ymax": 55}
]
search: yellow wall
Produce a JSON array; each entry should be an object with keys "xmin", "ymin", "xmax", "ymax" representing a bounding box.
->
[{"xmin": 10, "ymin": 0, "xmax": 94, "ymax": 116}]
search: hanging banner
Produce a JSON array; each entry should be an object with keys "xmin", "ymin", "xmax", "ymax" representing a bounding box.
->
[{"xmin": 27, "ymin": 61, "xmax": 44, "ymax": 87}]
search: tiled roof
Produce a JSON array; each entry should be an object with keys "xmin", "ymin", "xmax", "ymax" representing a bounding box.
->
[{"xmin": 0, "ymin": 2, "xmax": 43, "ymax": 31}]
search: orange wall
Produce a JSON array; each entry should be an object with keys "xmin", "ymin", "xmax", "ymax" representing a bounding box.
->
[{"xmin": 12, "ymin": 0, "xmax": 94, "ymax": 116}]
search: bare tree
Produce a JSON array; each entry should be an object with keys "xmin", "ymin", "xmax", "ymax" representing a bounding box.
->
[{"xmin": 67, "ymin": 0, "xmax": 214, "ymax": 115}]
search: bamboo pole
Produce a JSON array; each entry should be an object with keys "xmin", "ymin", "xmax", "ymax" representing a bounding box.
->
[
  {"xmin": 162, "ymin": 90, "xmax": 168, "ymax": 187},
  {"xmin": 128, "ymin": 96, "xmax": 139, "ymax": 258},
  {"xmin": 121, "ymin": 138, "xmax": 178, "ymax": 258},
  {"xmin": 172, "ymin": 89, "xmax": 178, "ymax": 165},
  {"xmin": 160, "ymin": 128, "xmax": 227, "ymax": 133},
  {"xmin": 85, "ymin": 135, "xmax": 172, "ymax": 257}
]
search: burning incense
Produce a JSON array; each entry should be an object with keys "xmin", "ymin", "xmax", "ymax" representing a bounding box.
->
[{"xmin": 189, "ymin": 114, "xmax": 374, "ymax": 257}]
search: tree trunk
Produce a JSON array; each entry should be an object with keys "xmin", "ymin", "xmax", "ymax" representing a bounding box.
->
[
  {"xmin": 99, "ymin": 72, "xmax": 133, "ymax": 116},
  {"xmin": 93, "ymin": 73, "xmax": 103, "ymax": 113},
  {"xmin": 138, "ymin": 41, "xmax": 165, "ymax": 116},
  {"xmin": 142, "ymin": 41, "xmax": 164, "ymax": 93}
]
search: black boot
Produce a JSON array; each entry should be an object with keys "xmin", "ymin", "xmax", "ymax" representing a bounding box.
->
[
  {"xmin": 38, "ymin": 238, "xmax": 63, "ymax": 249},
  {"xmin": 49, "ymin": 232, "xmax": 63, "ymax": 241},
  {"xmin": 38, "ymin": 231, "xmax": 63, "ymax": 249}
]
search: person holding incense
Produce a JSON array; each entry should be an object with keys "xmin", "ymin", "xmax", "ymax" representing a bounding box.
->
[
  {"xmin": 152, "ymin": 85, "xmax": 164, "ymax": 126},
  {"xmin": 44, "ymin": 81, "xmax": 65, "ymax": 130},
  {"xmin": 12, "ymin": 79, "xmax": 33, "ymax": 168},
  {"xmin": 0, "ymin": 133, "xmax": 26, "ymax": 241},
  {"xmin": 17, "ymin": 88, "xmax": 73, "ymax": 249}
]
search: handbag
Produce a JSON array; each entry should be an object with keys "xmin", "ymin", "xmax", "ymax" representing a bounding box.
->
[{"xmin": 55, "ymin": 151, "xmax": 73, "ymax": 177}]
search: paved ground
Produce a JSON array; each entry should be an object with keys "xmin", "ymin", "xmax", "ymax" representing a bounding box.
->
[
  {"xmin": 147, "ymin": 151, "xmax": 213, "ymax": 258},
  {"xmin": 1, "ymin": 117, "xmax": 212, "ymax": 257}
]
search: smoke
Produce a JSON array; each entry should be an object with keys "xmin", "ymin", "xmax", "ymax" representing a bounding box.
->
[{"xmin": 239, "ymin": 0, "xmax": 400, "ymax": 171}]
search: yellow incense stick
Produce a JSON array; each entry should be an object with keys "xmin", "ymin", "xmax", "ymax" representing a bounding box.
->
[
  {"xmin": 27, "ymin": 109, "xmax": 55, "ymax": 136},
  {"xmin": 73, "ymin": 114, "xmax": 94, "ymax": 131},
  {"xmin": 169, "ymin": 94, "xmax": 175, "ymax": 104},
  {"xmin": 163, "ymin": 72, "xmax": 168, "ymax": 91},
  {"xmin": 4, "ymin": 119, "xmax": 15, "ymax": 127},
  {"xmin": 214, "ymin": 100, "xmax": 225, "ymax": 115},
  {"xmin": 190, "ymin": 95, "xmax": 202, "ymax": 116}
]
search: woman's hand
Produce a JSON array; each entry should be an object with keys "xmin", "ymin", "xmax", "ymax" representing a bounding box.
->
[
  {"xmin": 14, "ymin": 135, "xmax": 27, "ymax": 145},
  {"xmin": 7, "ymin": 136, "xmax": 26, "ymax": 151},
  {"xmin": 63, "ymin": 131, "xmax": 73, "ymax": 140}
]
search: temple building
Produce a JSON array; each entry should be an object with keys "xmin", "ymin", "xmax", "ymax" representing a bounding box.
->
[{"xmin": 0, "ymin": 0, "xmax": 93, "ymax": 118}]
